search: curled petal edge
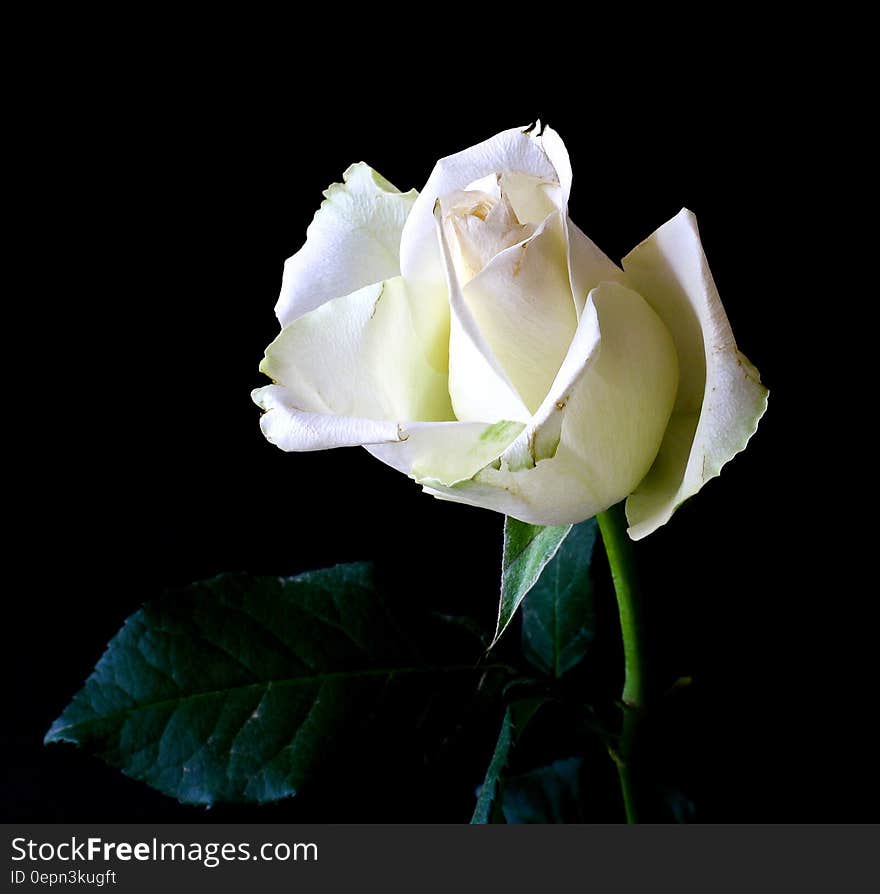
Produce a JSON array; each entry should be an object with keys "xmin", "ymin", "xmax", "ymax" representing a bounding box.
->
[{"xmin": 622, "ymin": 209, "xmax": 769, "ymax": 540}]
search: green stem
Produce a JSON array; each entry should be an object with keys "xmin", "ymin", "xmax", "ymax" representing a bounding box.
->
[
  {"xmin": 616, "ymin": 708, "xmax": 640, "ymax": 823},
  {"xmin": 597, "ymin": 503, "xmax": 646, "ymax": 823},
  {"xmin": 597, "ymin": 504, "xmax": 645, "ymax": 709}
]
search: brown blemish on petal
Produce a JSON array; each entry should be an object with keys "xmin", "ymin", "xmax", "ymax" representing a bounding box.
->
[
  {"xmin": 369, "ymin": 283, "xmax": 386, "ymax": 320},
  {"xmin": 513, "ymin": 242, "xmax": 528, "ymax": 277},
  {"xmin": 527, "ymin": 429, "xmax": 538, "ymax": 465}
]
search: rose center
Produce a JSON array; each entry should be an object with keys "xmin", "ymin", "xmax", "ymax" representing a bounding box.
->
[{"xmin": 440, "ymin": 187, "xmax": 535, "ymax": 286}]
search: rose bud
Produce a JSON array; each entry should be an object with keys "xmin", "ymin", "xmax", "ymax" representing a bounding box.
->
[{"xmin": 253, "ymin": 124, "xmax": 767, "ymax": 538}]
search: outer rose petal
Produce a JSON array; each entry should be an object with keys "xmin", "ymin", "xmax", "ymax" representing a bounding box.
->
[
  {"xmin": 255, "ymin": 271, "xmax": 525, "ymax": 469},
  {"xmin": 622, "ymin": 209, "xmax": 768, "ymax": 540},
  {"xmin": 366, "ymin": 419, "xmax": 525, "ymax": 487},
  {"xmin": 275, "ymin": 163, "xmax": 418, "ymax": 326},
  {"xmin": 251, "ymin": 385, "xmax": 402, "ymax": 451},
  {"xmin": 259, "ymin": 276, "xmax": 452, "ymax": 424},
  {"xmin": 420, "ymin": 282, "xmax": 679, "ymax": 525},
  {"xmin": 254, "ymin": 384, "xmax": 524, "ymax": 480}
]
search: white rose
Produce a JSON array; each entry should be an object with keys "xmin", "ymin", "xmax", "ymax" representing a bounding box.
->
[{"xmin": 252, "ymin": 124, "xmax": 767, "ymax": 538}]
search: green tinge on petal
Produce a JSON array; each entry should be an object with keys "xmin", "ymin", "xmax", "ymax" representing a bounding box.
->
[
  {"xmin": 412, "ymin": 420, "xmax": 525, "ymax": 486},
  {"xmin": 367, "ymin": 419, "xmax": 525, "ymax": 489},
  {"xmin": 261, "ymin": 276, "xmax": 453, "ymax": 425}
]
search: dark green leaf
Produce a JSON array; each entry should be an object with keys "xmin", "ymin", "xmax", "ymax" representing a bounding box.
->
[
  {"xmin": 470, "ymin": 708, "xmax": 513, "ymax": 824},
  {"xmin": 493, "ymin": 517, "xmax": 571, "ymax": 647},
  {"xmin": 521, "ymin": 518, "xmax": 598, "ymax": 677},
  {"xmin": 45, "ymin": 565, "xmax": 475, "ymax": 806},
  {"xmin": 502, "ymin": 757, "xmax": 584, "ymax": 823}
]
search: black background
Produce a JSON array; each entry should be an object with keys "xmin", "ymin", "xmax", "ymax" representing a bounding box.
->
[{"xmin": 6, "ymin": 42, "xmax": 870, "ymax": 823}]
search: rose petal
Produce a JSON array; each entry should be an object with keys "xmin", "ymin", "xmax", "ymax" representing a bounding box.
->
[
  {"xmin": 433, "ymin": 204, "xmax": 532, "ymax": 423},
  {"xmin": 251, "ymin": 387, "xmax": 523, "ymax": 478},
  {"xmin": 622, "ymin": 209, "xmax": 768, "ymax": 540},
  {"xmin": 567, "ymin": 220, "xmax": 630, "ymax": 316},
  {"xmin": 275, "ymin": 163, "xmax": 417, "ymax": 326},
  {"xmin": 500, "ymin": 295, "xmax": 602, "ymax": 473},
  {"xmin": 537, "ymin": 127, "xmax": 627, "ymax": 318},
  {"xmin": 440, "ymin": 189, "xmax": 535, "ymax": 284},
  {"xmin": 366, "ymin": 419, "xmax": 525, "ymax": 487},
  {"xmin": 462, "ymin": 212, "xmax": 578, "ymax": 414},
  {"xmin": 251, "ymin": 385, "xmax": 402, "ymax": 451},
  {"xmin": 421, "ymin": 282, "xmax": 679, "ymax": 525},
  {"xmin": 260, "ymin": 276, "xmax": 453, "ymax": 424}
]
